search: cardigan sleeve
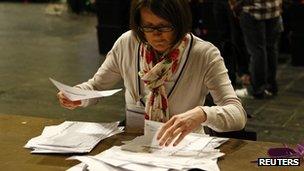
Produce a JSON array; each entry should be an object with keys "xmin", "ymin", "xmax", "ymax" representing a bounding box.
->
[
  {"xmin": 75, "ymin": 38, "xmax": 123, "ymax": 107},
  {"xmin": 200, "ymin": 44, "xmax": 247, "ymax": 132}
]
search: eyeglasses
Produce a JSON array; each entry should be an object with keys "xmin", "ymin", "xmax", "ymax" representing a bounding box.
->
[{"xmin": 139, "ymin": 25, "xmax": 174, "ymax": 33}]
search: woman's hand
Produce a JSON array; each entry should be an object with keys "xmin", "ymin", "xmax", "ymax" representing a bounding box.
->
[
  {"xmin": 57, "ymin": 91, "xmax": 81, "ymax": 110},
  {"xmin": 156, "ymin": 107, "xmax": 207, "ymax": 146}
]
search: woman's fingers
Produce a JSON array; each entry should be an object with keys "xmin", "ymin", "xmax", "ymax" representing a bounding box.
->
[
  {"xmin": 61, "ymin": 97, "xmax": 80, "ymax": 106},
  {"xmin": 157, "ymin": 116, "xmax": 176, "ymax": 140},
  {"xmin": 158, "ymin": 120, "xmax": 183, "ymax": 146},
  {"xmin": 157, "ymin": 107, "xmax": 207, "ymax": 147},
  {"xmin": 57, "ymin": 91, "xmax": 65, "ymax": 99},
  {"xmin": 72, "ymin": 100, "xmax": 81, "ymax": 106},
  {"xmin": 164, "ymin": 127, "xmax": 183, "ymax": 146},
  {"xmin": 173, "ymin": 131, "xmax": 189, "ymax": 146},
  {"xmin": 57, "ymin": 91, "xmax": 80, "ymax": 110},
  {"xmin": 158, "ymin": 123, "xmax": 190, "ymax": 147},
  {"xmin": 59, "ymin": 99, "xmax": 76, "ymax": 109}
]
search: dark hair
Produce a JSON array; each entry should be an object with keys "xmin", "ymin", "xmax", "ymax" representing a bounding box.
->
[{"xmin": 130, "ymin": 0, "xmax": 192, "ymax": 46}]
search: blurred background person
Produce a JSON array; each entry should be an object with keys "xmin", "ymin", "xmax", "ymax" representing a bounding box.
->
[
  {"xmin": 234, "ymin": 0, "xmax": 283, "ymax": 99},
  {"xmin": 213, "ymin": 0, "xmax": 250, "ymax": 87}
]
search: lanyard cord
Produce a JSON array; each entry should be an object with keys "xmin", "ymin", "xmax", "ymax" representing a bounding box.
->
[{"xmin": 137, "ymin": 33, "xmax": 193, "ymax": 107}]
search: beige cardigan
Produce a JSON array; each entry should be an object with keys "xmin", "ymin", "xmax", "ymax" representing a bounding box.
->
[{"xmin": 77, "ymin": 31, "xmax": 246, "ymax": 132}]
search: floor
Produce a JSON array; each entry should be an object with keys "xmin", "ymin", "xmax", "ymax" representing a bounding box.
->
[{"xmin": 1, "ymin": 3, "xmax": 303, "ymax": 144}]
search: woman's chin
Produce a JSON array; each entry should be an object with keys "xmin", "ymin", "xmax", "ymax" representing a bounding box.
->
[{"xmin": 152, "ymin": 45, "xmax": 169, "ymax": 53}]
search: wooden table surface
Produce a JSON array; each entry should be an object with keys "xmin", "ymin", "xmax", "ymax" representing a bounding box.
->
[{"xmin": 0, "ymin": 114, "xmax": 302, "ymax": 171}]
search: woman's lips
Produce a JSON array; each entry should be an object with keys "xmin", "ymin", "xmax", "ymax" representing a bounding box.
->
[{"xmin": 153, "ymin": 41, "xmax": 166, "ymax": 46}]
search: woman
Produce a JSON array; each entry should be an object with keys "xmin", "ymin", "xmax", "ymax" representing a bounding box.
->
[{"xmin": 58, "ymin": 0, "xmax": 246, "ymax": 147}]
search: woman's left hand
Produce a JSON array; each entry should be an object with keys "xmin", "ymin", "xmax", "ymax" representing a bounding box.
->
[{"xmin": 156, "ymin": 107, "xmax": 207, "ymax": 147}]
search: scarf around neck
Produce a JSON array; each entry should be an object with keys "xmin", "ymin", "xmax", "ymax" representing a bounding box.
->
[{"xmin": 138, "ymin": 37, "xmax": 188, "ymax": 122}]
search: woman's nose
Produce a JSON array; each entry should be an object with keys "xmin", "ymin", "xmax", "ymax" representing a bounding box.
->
[{"xmin": 152, "ymin": 30, "xmax": 162, "ymax": 36}]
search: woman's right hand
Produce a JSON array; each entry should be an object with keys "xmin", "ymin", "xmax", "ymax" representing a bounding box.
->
[{"xmin": 57, "ymin": 91, "xmax": 81, "ymax": 110}]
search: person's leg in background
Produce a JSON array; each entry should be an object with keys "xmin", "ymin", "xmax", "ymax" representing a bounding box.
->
[
  {"xmin": 239, "ymin": 12, "xmax": 267, "ymax": 98},
  {"xmin": 213, "ymin": 0, "xmax": 236, "ymax": 86},
  {"xmin": 230, "ymin": 14, "xmax": 251, "ymax": 87},
  {"xmin": 265, "ymin": 16, "xmax": 283, "ymax": 95}
]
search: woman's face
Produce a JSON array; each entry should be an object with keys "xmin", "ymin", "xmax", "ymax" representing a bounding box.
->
[{"xmin": 140, "ymin": 7, "xmax": 175, "ymax": 53}]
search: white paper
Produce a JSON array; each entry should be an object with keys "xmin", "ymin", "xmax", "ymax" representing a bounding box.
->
[
  {"xmin": 67, "ymin": 120, "xmax": 227, "ymax": 171},
  {"xmin": 125, "ymin": 108, "xmax": 145, "ymax": 133},
  {"xmin": 68, "ymin": 156, "xmax": 118, "ymax": 171},
  {"xmin": 66, "ymin": 163, "xmax": 87, "ymax": 171},
  {"xmin": 70, "ymin": 146, "xmax": 221, "ymax": 171},
  {"xmin": 67, "ymin": 155, "xmax": 168, "ymax": 171},
  {"xmin": 25, "ymin": 121, "xmax": 124, "ymax": 154},
  {"xmin": 49, "ymin": 78, "xmax": 122, "ymax": 101},
  {"xmin": 123, "ymin": 120, "xmax": 214, "ymax": 154}
]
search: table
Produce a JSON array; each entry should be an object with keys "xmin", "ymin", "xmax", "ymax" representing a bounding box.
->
[{"xmin": 0, "ymin": 114, "xmax": 302, "ymax": 171}]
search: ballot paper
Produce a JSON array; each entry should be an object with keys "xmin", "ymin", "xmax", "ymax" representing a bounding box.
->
[
  {"xmin": 122, "ymin": 120, "xmax": 216, "ymax": 155},
  {"xmin": 67, "ymin": 120, "xmax": 228, "ymax": 171},
  {"xmin": 68, "ymin": 146, "xmax": 221, "ymax": 171},
  {"xmin": 25, "ymin": 121, "xmax": 124, "ymax": 154},
  {"xmin": 49, "ymin": 78, "xmax": 122, "ymax": 101}
]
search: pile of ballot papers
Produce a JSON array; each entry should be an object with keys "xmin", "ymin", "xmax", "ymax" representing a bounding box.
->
[
  {"xmin": 24, "ymin": 121, "xmax": 124, "ymax": 153},
  {"xmin": 67, "ymin": 120, "xmax": 228, "ymax": 171}
]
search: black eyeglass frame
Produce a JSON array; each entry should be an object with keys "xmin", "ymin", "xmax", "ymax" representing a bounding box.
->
[{"xmin": 139, "ymin": 25, "xmax": 174, "ymax": 33}]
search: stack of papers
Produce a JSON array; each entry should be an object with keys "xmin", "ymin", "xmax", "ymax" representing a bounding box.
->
[
  {"xmin": 25, "ymin": 121, "xmax": 124, "ymax": 153},
  {"xmin": 67, "ymin": 120, "xmax": 228, "ymax": 171}
]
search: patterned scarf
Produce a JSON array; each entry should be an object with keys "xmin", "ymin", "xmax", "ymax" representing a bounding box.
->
[{"xmin": 138, "ymin": 37, "xmax": 188, "ymax": 122}]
